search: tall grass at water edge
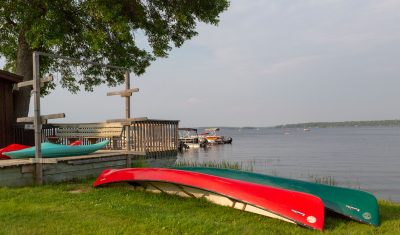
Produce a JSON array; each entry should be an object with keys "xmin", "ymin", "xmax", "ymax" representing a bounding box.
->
[
  {"xmin": 174, "ymin": 160, "xmax": 255, "ymax": 172},
  {"xmin": 174, "ymin": 160, "xmax": 339, "ymax": 186}
]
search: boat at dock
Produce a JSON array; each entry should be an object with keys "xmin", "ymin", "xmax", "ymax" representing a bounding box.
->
[
  {"xmin": 93, "ymin": 168, "xmax": 325, "ymax": 230},
  {"xmin": 3, "ymin": 140, "xmax": 108, "ymax": 159},
  {"xmin": 178, "ymin": 128, "xmax": 206, "ymax": 149},
  {"xmin": 200, "ymin": 128, "xmax": 232, "ymax": 144},
  {"xmin": 174, "ymin": 167, "xmax": 379, "ymax": 226}
]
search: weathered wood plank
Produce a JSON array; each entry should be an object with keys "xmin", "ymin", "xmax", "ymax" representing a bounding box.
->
[
  {"xmin": 56, "ymin": 133, "xmax": 121, "ymax": 137},
  {"xmin": 43, "ymin": 160, "xmax": 127, "ymax": 175},
  {"xmin": 57, "ymin": 128, "xmax": 122, "ymax": 134},
  {"xmin": 107, "ymin": 88, "xmax": 139, "ymax": 97},
  {"xmin": 66, "ymin": 156, "xmax": 127, "ymax": 165},
  {"xmin": 43, "ymin": 163, "xmax": 127, "ymax": 183},
  {"xmin": 50, "ymin": 123, "xmax": 123, "ymax": 128},
  {"xmin": 53, "ymin": 151, "xmax": 126, "ymax": 162},
  {"xmin": 0, "ymin": 159, "xmax": 33, "ymax": 168},
  {"xmin": 16, "ymin": 113, "xmax": 65, "ymax": 123},
  {"xmin": 106, "ymin": 117, "xmax": 148, "ymax": 123},
  {"xmin": 17, "ymin": 75, "xmax": 53, "ymax": 88}
]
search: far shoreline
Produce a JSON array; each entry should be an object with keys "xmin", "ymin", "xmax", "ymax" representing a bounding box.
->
[
  {"xmin": 275, "ymin": 119, "xmax": 400, "ymax": 128},
  {"xmin": 198, "ymin": 120, "xmax": 400, "ymax": 129}
]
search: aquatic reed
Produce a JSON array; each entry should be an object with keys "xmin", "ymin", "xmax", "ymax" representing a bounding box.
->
[
  {"xmin": 308, "ymin": 174, "xmax": 337, "ymax": 186},
  {"xmin": 174, "ymin": 160, "xmax": 254, "ymax": 172}
]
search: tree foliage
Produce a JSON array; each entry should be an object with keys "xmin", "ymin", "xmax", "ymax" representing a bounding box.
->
[{"xmin": 0, "ymin": 0, "xmax": 229, "ymax": 93}]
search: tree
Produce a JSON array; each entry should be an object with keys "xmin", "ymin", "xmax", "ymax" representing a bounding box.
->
[{"xmin": 0, "ymin": 0, "xmax": 229, "ymax": 118}]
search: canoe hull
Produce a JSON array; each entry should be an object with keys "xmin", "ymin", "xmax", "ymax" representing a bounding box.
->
[
  {"xmin": 175, "ymin": 167, "xmax": 380, "ymax": 226},
  {"xmin": 3, "ymin": 140, "xmax": 109, "ymax": 159},
  {"xmin": 94, "ymin": 168, "xmax": 325, "ymax": 230}
]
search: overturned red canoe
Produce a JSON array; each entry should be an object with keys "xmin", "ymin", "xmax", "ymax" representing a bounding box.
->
[{"xmin": 94, "ymin": 168, "xmax": 325, "ymax": 230}]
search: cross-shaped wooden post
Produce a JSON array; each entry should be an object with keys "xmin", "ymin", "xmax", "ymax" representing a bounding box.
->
[
  {"xmin": 107, "ymin": 71, "xmax": 140, "ymax": 166},
  {"xmin": 16, "ymin": 52, "xmax": 65, "ymax": 184}
]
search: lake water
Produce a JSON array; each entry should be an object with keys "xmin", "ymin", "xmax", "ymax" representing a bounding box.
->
[{"xmin": 177, "ymin": 127, "xmax": 400, "ymax": 202}]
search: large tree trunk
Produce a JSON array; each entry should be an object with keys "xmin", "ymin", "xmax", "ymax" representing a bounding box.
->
[{"xmin": 13, "ymin": 33, "xmax": 33, "ymax": 120}]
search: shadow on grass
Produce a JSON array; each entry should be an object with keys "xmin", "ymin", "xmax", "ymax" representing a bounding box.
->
[
  {"xmin": 323, "ymin": 209, "xmax": 355, "ymax": 230},
  {"xmin": 322, "ymin": 201, "xmax": 400, "ymax": 231},
  {"xmin": 379, "ymin": 201, "xmax": 400, "ymax": 223}
]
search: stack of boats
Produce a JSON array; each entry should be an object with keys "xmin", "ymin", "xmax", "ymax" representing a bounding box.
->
[
  {"xmin": 178, "ymin": 128, "xmax": 232, "ymax": 149},
  {"xmin": 93, "ymin": 167, "xmax": 379, "ymax": 231}
]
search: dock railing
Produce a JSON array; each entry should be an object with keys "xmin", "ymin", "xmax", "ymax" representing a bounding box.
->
[{"xmin": 13, "ymin": 120, "xmax": 179, "ymax": 154}]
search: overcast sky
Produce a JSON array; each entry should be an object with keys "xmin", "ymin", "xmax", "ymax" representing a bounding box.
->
[{"xmin": 2, "ymin": 0, "xmax": 400, "ymax": 127}]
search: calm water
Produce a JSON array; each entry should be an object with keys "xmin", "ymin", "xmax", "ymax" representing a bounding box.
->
[{"xmin": 177, "ymin": 127, "xmax": 400, "ymax": 202}]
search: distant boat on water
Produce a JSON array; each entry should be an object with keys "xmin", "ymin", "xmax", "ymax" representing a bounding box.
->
[{"xmin": 200, "ymin": 128, "xmax": 232, "ymax": 144}]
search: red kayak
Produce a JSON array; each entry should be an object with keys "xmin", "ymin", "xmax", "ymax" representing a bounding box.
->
[
  {"xmin": 0, "ymin": 144, "xmax": 30, "ymax": 160},
  {"xmin": 0, "ymin": 141, "xmax": 81, "ymax": 160},
  {"xmin": 69, "ymin": 140, "xmax": 82, "ymax": 146},
  {"xmin": 94, "ymin": 168, "xmax": 325, "ymax": 230}
]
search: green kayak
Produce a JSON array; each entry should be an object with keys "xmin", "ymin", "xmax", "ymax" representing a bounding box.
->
[
  {"xmin": 174, "ymin": 167, "xmax": 379, "ymax": 226},
  {"xmin": 3, "ymin": 140, "xmax": 109, "ymax": 159}
]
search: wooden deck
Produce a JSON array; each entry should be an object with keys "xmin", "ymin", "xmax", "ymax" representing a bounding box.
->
[
  {"xmin": 5, "ymin": 120, "xmax": 180, "ymax": 186},
  {"xmin": 0, "ymin": 150, "xmax": 177, "ymax": 187}
]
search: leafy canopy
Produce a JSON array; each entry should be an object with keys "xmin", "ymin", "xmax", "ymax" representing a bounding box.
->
[{"xmin": 0, "ymin": 0, "xmax": 229, "ymax": 92}]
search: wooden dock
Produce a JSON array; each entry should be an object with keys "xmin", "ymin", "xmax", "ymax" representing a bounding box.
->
[
  {"xmin": 14, "ymin": 119, "xmax": 179, "ymax": 152},
  {"xmin": 3, "ymin": 119, "xmax": 180, "ymax": 186},
  {"xmin": 0, "ymin": 150, "xmax": 177, "ymax": 187}
]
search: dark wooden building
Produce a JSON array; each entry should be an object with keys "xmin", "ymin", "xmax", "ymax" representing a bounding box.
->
[{"xmin": 0, "ymin": 70, "xmax": 23, "ymax": 147}]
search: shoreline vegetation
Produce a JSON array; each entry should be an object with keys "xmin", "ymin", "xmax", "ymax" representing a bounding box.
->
[
  {"xmin": 0, "ymin": 180, "xmax": 398, "ymax": 234},
  {"xmin": 199, "ymin": 119, "xmax": 400, "ymax": 130},
  {"xmin": 275, "ymin": 119, "xmax": 400, "ymax": 128}
]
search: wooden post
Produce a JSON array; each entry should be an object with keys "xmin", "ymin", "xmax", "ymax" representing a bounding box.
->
[
  {"xmin": 173, "ymin": 122, "xmax": 176, "ymax": 149},
  {"xmin": 33, "ymin": 52, "xmax": 43, "ymax": 184},
  {"xmin": 125, "ymin": 71, "xmax": 131, "ymax": 167},
  {"xmin": 141, "ymin": 123, "xmax": 144, "ymax": 152}
]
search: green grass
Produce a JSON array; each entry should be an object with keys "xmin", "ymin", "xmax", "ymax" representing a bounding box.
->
[{"xmin": 0, "ymin": 181, "xmax": 399, "ymax": 235}]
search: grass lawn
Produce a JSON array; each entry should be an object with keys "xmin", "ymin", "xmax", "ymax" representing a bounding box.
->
[{"xmin": 0, "ymin": 180, "xmax": 399, "ymax": 235}]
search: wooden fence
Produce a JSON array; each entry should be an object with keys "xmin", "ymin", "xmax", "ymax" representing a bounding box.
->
[{"xmin": 128, "ymin": 120, "xmax": 179, "ymax": 152}]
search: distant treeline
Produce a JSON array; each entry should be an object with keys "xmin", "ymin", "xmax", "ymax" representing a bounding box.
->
[{"xmin": 275, "ymin": 120, "xmax": 400, "ymax": 128}]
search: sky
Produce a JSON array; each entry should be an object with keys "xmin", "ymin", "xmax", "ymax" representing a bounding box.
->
[{"xmin": 2, "ymin": 0, "xmax": 400, "ymax": 127}]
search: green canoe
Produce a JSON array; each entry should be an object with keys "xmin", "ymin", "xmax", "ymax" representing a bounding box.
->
[
  {"xmin": 3, "ymin": 140, "xmax": 109, "ymax": 159},
  {"xmin": 174, "ymin": 167, "xmax": 379, "ymax": 226}
]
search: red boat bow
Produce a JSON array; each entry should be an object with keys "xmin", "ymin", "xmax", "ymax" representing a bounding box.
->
[
  {"xmin": 94, "ymin": 168, "xmax": 325, "ymax": 230},
  {"xmin": 0, "ymin": 141, "xmax": 82, "ymax": 160},
  {"xmin": 0, "ymin": 144, "xmax": 30, "ymax": 160}
]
